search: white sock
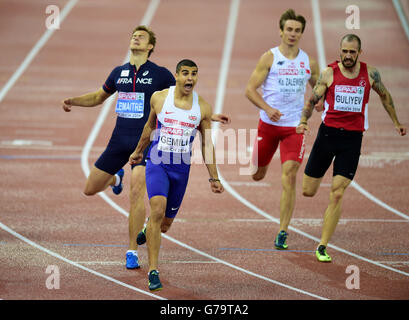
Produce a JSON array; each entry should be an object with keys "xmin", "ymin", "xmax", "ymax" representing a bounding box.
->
[
  {"xmin": 114, "ymin": 174, "xmax": 120, "ymax": 186},
  {"xmin": 127, "ymin": 250, "xmax": 137, "ymax": 256}
]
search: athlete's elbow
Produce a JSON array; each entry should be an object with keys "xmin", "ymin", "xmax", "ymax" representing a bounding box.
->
[{"xmin": 245, "ymin": 86, "xmax": 255, "ymax": 100}]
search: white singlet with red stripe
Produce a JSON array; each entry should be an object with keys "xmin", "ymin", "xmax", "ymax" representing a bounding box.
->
[{"xmin": 260, "ymin": 47, "xmax": 311, "ymax": 127}]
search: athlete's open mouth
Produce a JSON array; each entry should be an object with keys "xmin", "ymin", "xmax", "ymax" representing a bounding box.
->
[{"xmin": 184, "ymin": 83, "xmax": 193, "ymax": 90}]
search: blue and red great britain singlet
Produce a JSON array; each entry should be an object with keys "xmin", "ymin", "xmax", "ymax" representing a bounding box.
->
[
  {"xmin": 148, "ymin": 86, "xmax": 202, "ymax": 173},
  {"xmin": 322, "ymin": 61, "xmax": 371, "ymax": 132}
]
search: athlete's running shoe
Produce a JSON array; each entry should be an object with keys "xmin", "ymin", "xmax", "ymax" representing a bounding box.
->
[
  {"xmin": 111, "ymin": 168, "xmax": 124, "ymax": 195},
  {"xmin": 136, "ymin": 227, "xmax": 147, "ymax": 245},
  {"xmin": 274, "ymin": 230, "xmax": 289, "ymax": 250},
  {"xmin": 148, "ymin": 270, "xmax": 162, "ymax": 291},
  {"xmin": 126, "ymin": 251, "xmax": 140, "ymax": 269},
  {"xmin": 316, "ymin": 245, "xmax": 332, "ymax": 262}
]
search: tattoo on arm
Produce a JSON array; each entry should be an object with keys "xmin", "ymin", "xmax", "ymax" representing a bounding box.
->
[
  {"xmin": 370, "ymin": 68, "xmax": 399, "ymax": 124},
  {"xmin": 370, "ymin": 69, "xmax": 387, "ymax": 97}
]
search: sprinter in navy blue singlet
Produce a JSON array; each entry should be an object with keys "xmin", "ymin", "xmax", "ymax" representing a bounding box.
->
[{"xmin": 95, "ymin": 60, "xmax": 175, "ymax": 175}]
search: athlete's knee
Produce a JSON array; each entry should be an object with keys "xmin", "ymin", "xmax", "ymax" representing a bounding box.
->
[
  {"xmin": 83, "ymin": 186, "xmax": 97, "ymax": 196},
  {"xmin": 330, "ymin": 187, "xmax": 346, "ymax": 204},
  {"xmin": 161, "ymin": 225, "xmax": 170, "ymax": 233},
  {"xmin": 252, "ymin": 166, "xmax": 268, "ymax": 181},
  {"xmin": 302, "ymin": 175, "xmax": 321, "ymax": 197},
  {"xmin": 302, "ymin": 188, "xmax": 316, "ymax": 197},
  {"xmin": 160, "ymin": 217, "xmax": 174, "ymax": 233},
  {"xmin": 282, "ymin": 171, "xmax": 297, "ymax": 188}
]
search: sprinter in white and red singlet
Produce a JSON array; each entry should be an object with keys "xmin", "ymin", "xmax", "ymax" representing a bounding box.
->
[{"xmin": 245, "ymin": 9, "xmax": 320, "ymax": 250}]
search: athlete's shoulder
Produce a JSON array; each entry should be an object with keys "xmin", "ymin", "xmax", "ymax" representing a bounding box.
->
[
  {"xmin": 147, "ymin": 60, "xmax": 172, "ymax": 73},
  {"xmin": 198, "ymin": 94, "xmax": 212, "ymax": 116},
  {"xmin": 321, "ymin": 66, "xmax": 333, "ymax": 77},
  {"xmin": 108, "ymin": 62, "xmax": 131, "ymax": 75},
  {"xmin": 257, "ymin": 49, "xmax": 274, "ymax": 69},
  {"xmin": 115, "ymin": 62, "xmax": 131, "ymax": 70},
  {"xmin": 152, "ymin": 87, "xmax": 169, "ymax": 100}
]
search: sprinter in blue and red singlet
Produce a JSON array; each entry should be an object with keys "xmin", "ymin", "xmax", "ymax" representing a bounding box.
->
[{"xmin": 129, "ymin": 59, "xmax": 225, "ymax": 291}]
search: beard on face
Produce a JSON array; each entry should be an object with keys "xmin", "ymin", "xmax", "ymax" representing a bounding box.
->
[{"xmin": 341, "ymin": 56, "xmax": 357, "ymax": 68}]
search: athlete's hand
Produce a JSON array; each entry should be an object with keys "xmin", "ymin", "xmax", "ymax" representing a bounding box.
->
[
  {"xmin": 314, "ymin": 98, "xmax": 324, "ymax": 112},
  {"xmin": 211, "ymin": 113, "xmax": 231, "ymax": 124},
  {"xmin": 62, "ymin": 98, "xmax": 72, "ymax": 112},
  {"xmin": 266, "ymin": 108, "xmax": 283, "ymax": 122},
  {"xmin": 296, "ymin": 123, "xmax": 309, "ymax": 134},
  {"xmin": 210, "ymin": 180, "xmax": 224, "ymax": 194},
  {"xmin": 129, "ymin": 151, "xmax": 143, "ymax": 165}
]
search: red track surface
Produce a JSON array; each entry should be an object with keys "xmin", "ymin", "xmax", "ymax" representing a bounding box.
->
[{"xmin": 0, "ymin": 0, "xmax": 408, "ymax": 303}]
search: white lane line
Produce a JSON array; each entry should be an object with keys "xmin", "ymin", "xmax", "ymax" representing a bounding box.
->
[
  {"xmin": 208, "ymin": 0, "xmax": 408, "ymax": 278},
  {"xmin": 311, "ymin": 0, "xmax": 327, "ymax": 71},
  {"xmin": 81, "ymin": 0, "xmax": 327, "ymax": 300},
  {"xmin": 393, "ymin": 0, "xmax": 409, "ymax": 42},
  {"xmin": 311, "ymin": 0, "xmax": 408, "ymax": 220},
  {"xmin": 350, "ymin": 182, "xmax": 409, "ymax": 220},
  {"xmin": 0, "ymin": 0, "xmax": 78, "ymax": 104},
  {"xmin": 0, "ymin": 222, "xmax": 165, "ymax": 300}
]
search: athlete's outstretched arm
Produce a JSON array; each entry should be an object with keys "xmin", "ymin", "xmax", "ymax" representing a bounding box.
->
[
  {"xmin": 369, "ymin": 66, "xmax": 406, "ymax": 136},
  {"xmin": 211, "ymin": 113, "xmax": 231, "ymax": 124},
  {"xmin": 62, "ymin": 88, "xmax": 111, "ymax": 112},
  {"xmin": 297, "ymin": 67, "xmax": 332, "ymax": 133},
  {"xmin": 199, "ymin": 97, "xmax": 224, "ymax": 194}
]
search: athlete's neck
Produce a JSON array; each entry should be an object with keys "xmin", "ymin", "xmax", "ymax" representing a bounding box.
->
[
  {"xmin": 129, "ymin": 50, "xmax": 149, "ymax": 69},
  {"xmin": 339, "ymin": 61, "xmax": 361, "ymax": 78},
  {"xmin": 174, "ymin": 87, "xmax": 193, "ymax": 109},
  {"xmin": 278, "ymin": 43, "xmax": 299, "ymax": 60}
]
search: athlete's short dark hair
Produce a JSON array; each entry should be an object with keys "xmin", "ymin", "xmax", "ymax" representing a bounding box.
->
[
  {"xmin": 279, "ymin": 9, "xmax": 306, "ymax": 33},
  {"xmin": 340, "ymin": 34, "xmax": 361, "ymax": 51},
  {"xmin": 176, "ymin": 59, "xmax": 198, "ymax": 73},
  {"xmin": 131, "ymin": 25, "xmax": 156, "ymax": 57}
]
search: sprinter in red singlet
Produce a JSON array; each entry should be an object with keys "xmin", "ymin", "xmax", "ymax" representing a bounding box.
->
[{"xmin": 297, "ymin": 34, "xmax": 407, "ymax": 262}]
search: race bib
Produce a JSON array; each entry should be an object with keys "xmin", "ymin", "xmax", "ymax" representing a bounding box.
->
[
  {"xmin": 157, "ymin": 126, "xmax": 192, "ymax": 153},
  {"xmin": 115, "ymin": 92, "xmax": 144, "ymax": 118},
  {"xmin": 334, "ymin": 85, "xmax": 364, "ymax": 112},
  {"xmin": 277, "ymin": 69, "xmax": 307, "ymax": 103}
]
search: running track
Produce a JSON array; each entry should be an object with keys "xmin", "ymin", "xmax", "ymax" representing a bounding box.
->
[{"xmin": 0, "ymin": 0, "xmax": 408, "ymax": 302}]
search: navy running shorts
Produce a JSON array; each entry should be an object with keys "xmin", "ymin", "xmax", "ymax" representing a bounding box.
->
[
  {"xmin": 304, "ymin": 122, "xmax": 363, "ymax": 180},
  {"xmin": 145, "ymin": 160, "xmax": 190, "ymax": 219},
  {"xmin": 95, "ymin": 127, "xmax": 149, "ymax": 175}
]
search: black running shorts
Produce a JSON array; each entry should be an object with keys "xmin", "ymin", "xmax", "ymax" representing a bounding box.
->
[
  {"xmin": 304, "ymin": 123, "xmax": 363, "ymax": 180},
  {"xmin": 95, "ymin": 126, "xmax": 149, "ymax": 175}
]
